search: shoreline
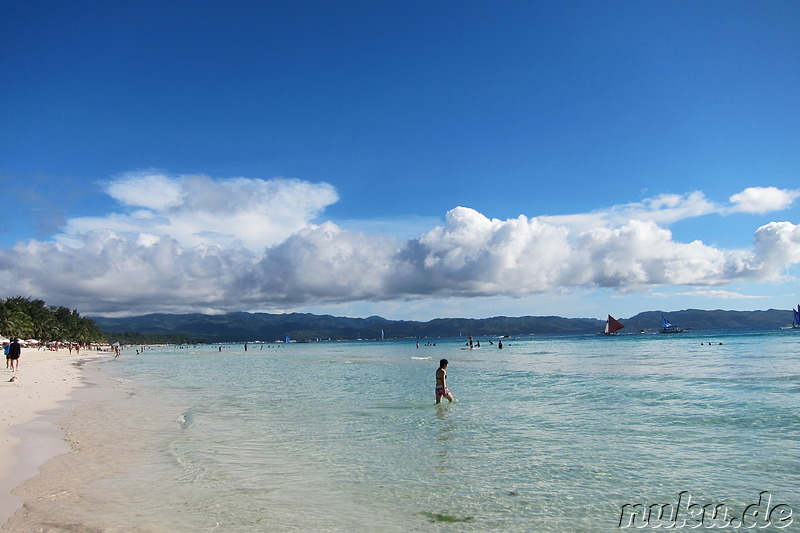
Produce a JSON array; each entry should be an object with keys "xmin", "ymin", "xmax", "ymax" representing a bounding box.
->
[{"xmin": 0, "ymin": 347, "xmax": 104, "ymax": 527}]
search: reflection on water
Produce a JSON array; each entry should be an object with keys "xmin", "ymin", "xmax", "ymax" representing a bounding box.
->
[{"xmin": 435, "ymin": 404, "xmax": 457, "ymax": 474}]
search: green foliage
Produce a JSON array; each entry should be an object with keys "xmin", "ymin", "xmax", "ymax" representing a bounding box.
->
[{"xmin": 0, "ymin": 296, "xmax": 105, "ymax": 343}]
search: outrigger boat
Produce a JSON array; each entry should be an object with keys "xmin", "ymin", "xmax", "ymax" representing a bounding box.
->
[
  {"xmin": 659, "ymin": 315, "xmax": 684, "ymax": 334},
  {"xmin": 603, "ymin": 315, "xmax": 625, "ymax": 335}
]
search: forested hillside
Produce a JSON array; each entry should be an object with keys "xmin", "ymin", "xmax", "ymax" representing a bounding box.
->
[{"xmin": 91, "ymin": 308, "xmax": 796, "ymax": 343}]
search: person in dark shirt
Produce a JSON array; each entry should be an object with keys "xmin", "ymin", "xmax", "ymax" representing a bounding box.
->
[{"xmin": 7, "ymin": 338, "xmax": 21, "ymax": 372}]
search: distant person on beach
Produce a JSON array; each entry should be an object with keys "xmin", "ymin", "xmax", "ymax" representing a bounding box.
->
[
  {"xmin": 435, "ymin": 359, "xmax": 455, "ymax": 404},
  {"xmin": 7, "ymin": 338, "xmax": 21, "ymax": 372}
]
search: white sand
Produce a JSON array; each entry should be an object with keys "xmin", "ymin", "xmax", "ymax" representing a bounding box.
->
[{"xmin": 0, "ymin": 347, "xmax": 102, "ymax": 527}]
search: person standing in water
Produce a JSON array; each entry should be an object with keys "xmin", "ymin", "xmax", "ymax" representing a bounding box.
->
[{"xmin": 435, "ymin": 359, "xmax": 455, "ymax": 404}]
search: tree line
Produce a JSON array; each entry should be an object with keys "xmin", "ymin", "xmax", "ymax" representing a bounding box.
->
[{"xmin": 0, "ymin": 296, "xmax": 105, "ymax": 343}]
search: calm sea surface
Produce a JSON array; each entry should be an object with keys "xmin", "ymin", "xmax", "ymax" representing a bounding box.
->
[{"xmin": 10, "ymin": 329, "xmax": 800, "ymax": 532}]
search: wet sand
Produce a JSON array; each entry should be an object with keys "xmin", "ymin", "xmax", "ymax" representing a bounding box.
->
[
  {"xmin": 1, "ymin": 353, "xmax": 201, "ymax": 532},
  {"xmin": 0, "ymin": 347, "xmax": 105, "ymax": 527}
]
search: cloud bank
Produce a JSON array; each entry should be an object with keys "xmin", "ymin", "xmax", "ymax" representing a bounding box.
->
[
  {"xmin": 62, "ymin": 171, "xmax": 339, "ymax": 250},
  {"xmin": 1, "ymin": 172, "xmax": 798, "ymax": 315}
]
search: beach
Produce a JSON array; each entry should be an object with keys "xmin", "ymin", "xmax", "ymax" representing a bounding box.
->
[{"xmin": 0, "ymin": 346, "xmax": 102, "ymax": 528}]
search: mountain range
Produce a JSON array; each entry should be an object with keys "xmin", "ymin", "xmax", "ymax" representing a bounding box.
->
[{"xmin": 91, "ymin": 308, "xmax": 798, "ymax": 344}]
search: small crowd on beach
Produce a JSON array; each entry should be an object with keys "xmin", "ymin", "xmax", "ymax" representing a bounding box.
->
[{"xmin": 2, "ymin": 338, "xmax": 126, "ymax": 377}]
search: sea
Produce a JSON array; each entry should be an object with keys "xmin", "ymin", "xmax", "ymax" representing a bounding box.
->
[{"xmin": 7, "ymin": 328, "xmax": 800, "ymax": 532}]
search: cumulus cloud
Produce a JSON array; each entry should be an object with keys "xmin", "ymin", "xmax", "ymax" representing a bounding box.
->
[
  {"xmin": 244, "ymin": 222, "xmax": 400, "ymax": 305},
  {"xmin": 729, "ymin": 187, "xmax": 800, "ymax": 214},
  {"xmin": 62, "ymin": 171, "xmax": 339, "ymax": 251},
  {"xmin": 751, "ymin": 221, "xmax": 800, "ymax": 277},
  {"xmin": 1, "ymin": 176, "xmax": 799, "ymax": 315},
  {"xmin": 0, "ymin": 231, "xmax": 256, "ymax": 314},
  {"xmin": 393, "ymin": 208, "xmax": 573, "ymax": 296}
]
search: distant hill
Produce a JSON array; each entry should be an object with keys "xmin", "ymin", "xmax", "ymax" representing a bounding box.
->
[
  {"xmin": 92, "ymin": 312, "xmax": 605, "ymax": 343},
  {"xmin": 91, "ymin": 308, "xmax": 796, "ymax": 343},
  {"xmin": 625, "ymin": 309, "xmax": 793, "ymax": 331}
]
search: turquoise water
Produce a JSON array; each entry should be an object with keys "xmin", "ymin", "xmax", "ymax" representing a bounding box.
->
[{"xmin": 18, "ymin": 329, "xmax": 800, "ymax": 531}]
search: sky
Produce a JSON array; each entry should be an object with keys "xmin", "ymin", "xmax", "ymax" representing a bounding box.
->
[{"xmin": 1, "ymin": 0, "xmax": 799, "ymax": 321}]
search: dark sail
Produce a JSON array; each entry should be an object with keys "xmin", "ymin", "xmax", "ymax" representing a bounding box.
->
[{"xmin": 604, "ymin": 315, "xmax": 625, "ymax": 334}]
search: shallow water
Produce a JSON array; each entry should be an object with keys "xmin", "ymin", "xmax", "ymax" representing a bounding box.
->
[{"xmin": 8, "ymin": 329, "xmax": 800, "ymax": 531}]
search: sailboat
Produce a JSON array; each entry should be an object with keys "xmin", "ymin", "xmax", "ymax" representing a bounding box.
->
[
  {"xmin": 603, "ymin": 315, "xmax": 625, "ymax": 335},
  {"xmin": 659, "ymin": 315, "xmax": 684, "ymax": 334},
  {"xmin": 781, "ymin": 304, "xmax": 800, "ymax": 329}
]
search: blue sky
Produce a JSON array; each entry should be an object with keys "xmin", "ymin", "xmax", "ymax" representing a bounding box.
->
[{"xmin": 1, "ymin": 1, "xmax": 799, "ymax": 320}]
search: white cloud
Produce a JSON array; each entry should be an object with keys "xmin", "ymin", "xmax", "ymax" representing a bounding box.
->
[
  {"xmin": 615, "ymin": 191, "xmax": 718, "ymax": 225},
  {"xmin": 543, "ymin": 187, "xmax": 800, "ymax": 232},
  {"xmin": 729, "ymin": 186, "xmax": 800, "ymax": 214},
  {"xmin": 0, "ymin": 231, "xmax": 256, "ymax": 314},
  {"xmin": 394, "ymin": 207, "xmax": 573, "ymax": 295},
  {"xmin": 105, "ymin": 171, "xmax": 184, "ymax": 210},
  {"xmin": 671, "ymin": 290, "xmax": 767, "ymax": 299},
  {"xmin": 245, "ymin": 222, "xmax": 400, "ymax": 305},
  {"xmin": 751, "ymin": 221, "xmax": 800, "ymax": 278},
  {"xmin": 567, "ymin": 219, "xmax": 739, "ymax": 288},
  {"xmin": 1, "ymin": 175, "xmax": 799, "ymax": 315},
  {"xmin": 64, "ymin": 171, "xmax": 339, "ymax": 251},
  {"xmin": 541, "ymin": 191, "xmax": 717, "ymax": 232}
]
